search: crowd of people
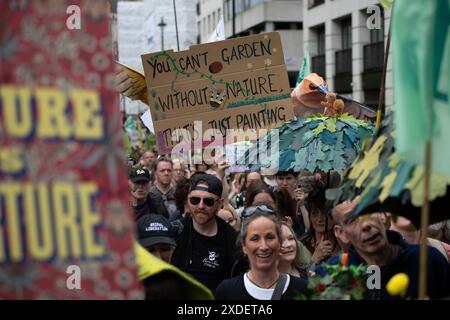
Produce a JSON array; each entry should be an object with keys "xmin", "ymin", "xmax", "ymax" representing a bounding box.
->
[{"xmin": 128, "ymin": 148, "xmax": 450, "ymax": 300}]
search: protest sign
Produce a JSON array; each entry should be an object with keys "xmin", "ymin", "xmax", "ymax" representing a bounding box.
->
[
  {"xmin": 0, "ymin": 1, "xmax": 142, "ymax": 299},
  {"xmin": 141, "ymin": 32, "xmax": 294, "ymax": 152}
]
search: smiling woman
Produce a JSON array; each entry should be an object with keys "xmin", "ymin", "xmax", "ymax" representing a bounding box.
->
[
  {"xmin": 278, "ymin": 222, "xmax": 310, "ymax": 279},
  {"xmin": 215, "ymin": 210, "xmax": 309, "ymax": 300}
]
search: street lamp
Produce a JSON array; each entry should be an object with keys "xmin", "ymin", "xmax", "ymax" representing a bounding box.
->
[
  {"xmin": 158, "ymin": 17, "xmax": 167, "ymax": 50},
  {"xmin": 232, "ymin": 0, "xmax": 235, "ymax": 38}
]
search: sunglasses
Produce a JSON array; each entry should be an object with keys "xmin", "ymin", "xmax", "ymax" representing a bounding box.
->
[
  {"xmin": 189, "ymin": 196, "xmax": 217, "ymax": 207},
  {"xmin": 242, "ymin": 205, "xmax": 275, "ymax": 219}
]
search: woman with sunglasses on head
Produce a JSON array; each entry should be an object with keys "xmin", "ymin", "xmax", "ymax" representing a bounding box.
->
[
  {"xmin": 215, "ymin": 208, "xmax": 309, "ymax": 300},
  {"xmin": 235, "ymin": 180, "xmax": 277, "ymax": 218}
]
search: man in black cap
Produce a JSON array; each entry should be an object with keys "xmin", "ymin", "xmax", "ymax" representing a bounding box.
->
[
  {"xmin": 129, "ymin": 166, "xmax": 166, "ymax": 220},
  {"xmin": 171, "ymin": 173, "xmax": 239, "ymax": 292},
  {"xmin": 137, "ymin": 214, "xmax": 177, "ymax": 263}
]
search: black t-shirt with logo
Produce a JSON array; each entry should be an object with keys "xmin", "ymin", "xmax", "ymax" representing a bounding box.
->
[{"xmin": 188, "ymin": 226, "xmax": 228, "ymax": 291}]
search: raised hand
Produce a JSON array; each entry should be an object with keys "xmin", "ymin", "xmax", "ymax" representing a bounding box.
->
[{"xmin": 311, "ymin": 239, "xmax": 333, "ymax": 264}]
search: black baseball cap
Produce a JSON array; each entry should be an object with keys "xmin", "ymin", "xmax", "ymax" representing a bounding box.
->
[
  {"xmin": 137, "ymin": 214, "xmax": 177, "ymax": 248},
  {"xmin": 129, "ymin": 167, "xmax": 151, "ymax": 183},
  {"xmin": 190, "ymin": 173, "xmax": 223, "ymax": 198}
]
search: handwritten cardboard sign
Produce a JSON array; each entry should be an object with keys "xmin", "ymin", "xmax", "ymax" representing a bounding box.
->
[{"xmin": 141, "ymin": 32, "xmax": 294, "ymax": 152}]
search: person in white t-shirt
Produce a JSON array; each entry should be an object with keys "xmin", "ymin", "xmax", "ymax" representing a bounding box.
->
[{"xmin": 215, "ymin": 207, "xmax": 309, "ymax": 300}]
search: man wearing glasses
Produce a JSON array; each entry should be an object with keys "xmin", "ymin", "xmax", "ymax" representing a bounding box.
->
[{"xmin": 171, "ymin": 173, "xmax": 240, "ymax": 292}]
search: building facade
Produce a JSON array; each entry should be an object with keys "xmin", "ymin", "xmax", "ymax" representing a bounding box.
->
[
  {"xmin": 303, "ymin": 0, "xmax": 392, "ymax": 108},
  {"xmin": 197, "ymin": 0, "xmax": 223, "ymax": 44},
  {"xmin": 198, "ymin": 0, "xmax": 304, "ymax": 87},
  {"xmin": 197, "ymin": 0, "xmax": 392, "ymax": 107},
  {"xmin": 117, "ymin": 0, "xmax": 198, "ymax": 115}
]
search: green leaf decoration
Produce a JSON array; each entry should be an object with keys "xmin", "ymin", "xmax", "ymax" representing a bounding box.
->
[
  {"xmin": 333, "ymin": 153, "xmax": 348, "ymax": 173},
  {"xmin": 240, "ymin": 113, "xmax": 374, "ymax": 174},
  {"xmin": 324, "ymin": 117, "xmax": 337, "ymax": 133},
  {"xmin": 319, "ymin": 130, "xmax": 337, "ymax": 145},
  {"xmin": 299, "ymin": 263, "xmax": 370, "ymax": 300},
  {"xmin": 407, "ymin": 166, "xmax": 450, "ymax": 206},
  {"xmin": 293, "ymin": 147, "xmax": 309, "ymax": 171},
  {"xmin": 302, "ymin": 130, "xmax": 315, "ymax": 145},
  {"xmin": 287, "ymin": 117, "xmax": 306, "ymax": 130},
  {"xmin": 328, "ymin": 111, "xmax": 450, "ymax": 227},
  {"xmin": 312, "ymin": 122, "xmax": 327, "ymax": 135},
  {"xmin": 279, "ymin": 149, "xmax": 296, "ymax": 170},
  {"xmin": 391, "ymin": 161, "xmax": 415, "ymax": 197},
  {"xmin": 291, "ymin": 130, "xmax": 305, "ymax": 150},
  {"xmin": 316, "ymin": 159, "xmax": 333, "ymax": 172}
]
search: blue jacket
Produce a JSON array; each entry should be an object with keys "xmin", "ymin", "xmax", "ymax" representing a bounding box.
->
[{"xmin": 316, "ymin": 231, "xmax": 450, "ymax": 300}]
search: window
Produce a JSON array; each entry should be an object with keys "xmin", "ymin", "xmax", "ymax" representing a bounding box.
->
[
  {"xmin": 369, "ymin": 6, "xmax": 384, "ymax": 43},
  {"xmin": 203, "ymin": 17, "xmax": 206, "ymax": 35},
  {"xmin": 308, "ymin": 0, "xmax": 325, "ymax": 9},
  {"xmin": 341, "ymin": 18, "xmax": 352, "ymax": 49},
  {"xmin": 235, "ymin": 0, "xmax": 243, "ymax": 15},
  {"xmin": 288, "ymin": 71, "xmax": 298, "ymax": 89},
  {"xmin": 226, "ymin": 0, "xmax": 232, "ymax": 21},
  {"xmin": 317, "ymin": 26, "xmax": 325, "ymax": 55},
  {"xmin": 218, "ymin": 8, "xmax": 221, "ymax": 20},
  {"xmin": 274, "ymin": 22, "xmax": 303, "ymax": 30},
  {"xmin": 197, "ymin": 21, "xmax": 201, "ymax": 44},
  {"xmin": 312, "ymin": 25, "xmax": 326, "ymax": 77},
  {"xmin": 208, "ymin": 14, "xmax": 211, "ymax": 33}
]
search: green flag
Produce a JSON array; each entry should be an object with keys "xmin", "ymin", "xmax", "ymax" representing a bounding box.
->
[
  {"xmin": 296, "ymin": 50, "xmax": 311, "ymax": 86},
  {"xmin": 124, "ymin": 115, "xmax": 137, "ymax": 134},
  {"xmin": 392, "ymin": 0, "xmax": 450, "ymax": 178}
]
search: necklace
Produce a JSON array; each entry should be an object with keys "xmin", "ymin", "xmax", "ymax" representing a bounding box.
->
[{"xmin": 247, "ymin": 272, "xmax": 279, "ymax": 289}]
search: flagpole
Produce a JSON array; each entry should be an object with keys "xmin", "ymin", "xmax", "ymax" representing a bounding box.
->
[
  {"xmin": 173, "ymin": 0, "xmax": 180, "ymax": 51},
  {"xmin": 137, "ymin": 115, "xmax": 143, "ymax": 150},
  {"xmin": 375, "ymin": 13, "xmax": 392, "ymax": 130},
  {"xmin": 418, "ymin": 145, "xmax": 432, "ymax": 300},
  {"xmin": 417, "ymin": 0, "xmax": 432, "ymax": 295},
  {"xmin": 232, "ymin": 0, "xmax": 236, "ymax": 38}
]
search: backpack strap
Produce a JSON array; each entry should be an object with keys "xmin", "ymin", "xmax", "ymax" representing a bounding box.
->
[{"xmin": 271, "ymin": 273, "xmax": 287, "ymax": 300}]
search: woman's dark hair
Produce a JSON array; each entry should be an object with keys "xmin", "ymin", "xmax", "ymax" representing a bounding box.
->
[
  {"xmin": 273, "ymin": 188, "xmax": 296, "ymax": 222},
  {"xmin": 302, "ymin": 189, "xmax": 336, "ymax": 247},
  {"xmin": 174, "ymin": 177, "xmax": 190, "ymax": 212},
  {"xmin": 307, "ymin": 189, "xmax": 330, "ymax": 217},
  {"xmin": 275, "ymin": 169, "xmax": 299, "ymax": 178},
  {"xmin": 244, "ymin": 180, "xmax": 275, "ymax": 208}
]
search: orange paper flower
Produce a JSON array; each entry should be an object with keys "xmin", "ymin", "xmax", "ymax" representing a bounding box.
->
[{"xmin": 341, "ymin": 252, "xmax": 349, "ymax": 266}]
